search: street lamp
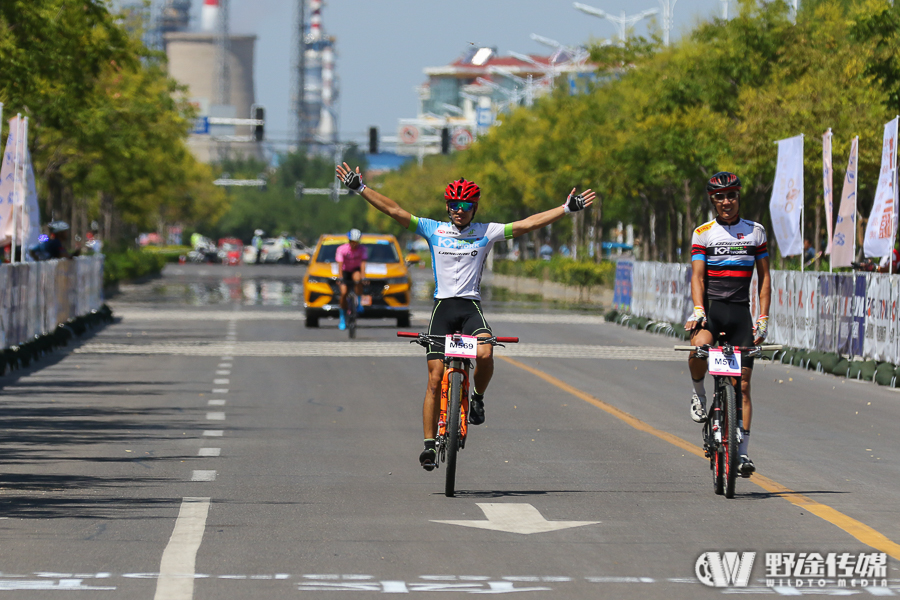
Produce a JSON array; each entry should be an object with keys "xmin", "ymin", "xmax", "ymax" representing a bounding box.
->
[
  {"xmin": 530, "ymin": 33, "xmax": 594, "ymax": 65},
  {"xmin": 508, "ymin": 50, "xmax": 558, "ymax": 92},
  {"xmin": 487, "ymin": 66, "xmax": 536, "ymax": 107},
  {"xmin": 476, "ymin": 76, "xmax": 520, "ymax": 113},
  {"xmin": 573, "ymin": 2, "xmax": 659, "ymax": 46}
]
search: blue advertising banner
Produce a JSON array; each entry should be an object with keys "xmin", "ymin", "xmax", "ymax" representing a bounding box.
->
[
  {"xmin": 817, "ymin": 274, "xmax": 835, "ymax": 353},
  {"xmin": 837, "ymin": 275, "xmax": 855, "ymax": 356},
  {"xmin": 613, "ymin": 260, "xmax": 633, "ymax": 310},
  {"xmin": 852, "ymin": 274, "xmax": 866, "ymax": 356}
]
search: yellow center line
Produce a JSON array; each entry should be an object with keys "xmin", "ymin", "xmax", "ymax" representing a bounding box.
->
[{"xmin": 499, "ymin": 355, "xmax": 900, "ymax": 560}]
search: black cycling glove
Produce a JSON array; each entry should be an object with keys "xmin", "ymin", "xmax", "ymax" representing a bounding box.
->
[
  {"xmin": 341, "ymin": 170, "xmax": 366, "ymax": 193},
  {"xmin": 563, "ymin": 191, "xmax": 588, "ymax": 214}
]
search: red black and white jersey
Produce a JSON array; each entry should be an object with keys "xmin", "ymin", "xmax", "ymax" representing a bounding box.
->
[{"xmin": 691, "ymin": 218, "xmax": 768, "ymax": 303}]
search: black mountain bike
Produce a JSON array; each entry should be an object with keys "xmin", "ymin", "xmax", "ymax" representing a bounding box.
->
[
  {"xmin": 345, "ymin": 289, "xmax": 358, "ymax": 339},
  {"xmin": 675, "ymin": 342, "xmax": 780, "ymax": 498},
  {"xmin": 398, "ymin": 331, "xmax": 518, "ymax": 497}
]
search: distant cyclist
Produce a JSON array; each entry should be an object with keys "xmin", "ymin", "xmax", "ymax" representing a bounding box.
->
[
  {"xmin": 336, "ymin": 162, "xmax": 594, "ymax": 470},
  {"xmin": 30, "ymin": 221, "xmax": 72, "ymax": 260},
  {"xmin": 335, "ymin": 228, "xmax": 368, "ymax": 331},
  {"xmin": 252, "ymin": 229, "xmax": 264, "ymax": 264},
  {"xmin": 684, "ymin": 172, "xmax": 771, "ymax": 477}
]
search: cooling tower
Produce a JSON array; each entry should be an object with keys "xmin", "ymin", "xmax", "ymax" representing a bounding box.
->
[{"xmin": 164, "ymin": 32, "xmax": 259, "ymax": 162}]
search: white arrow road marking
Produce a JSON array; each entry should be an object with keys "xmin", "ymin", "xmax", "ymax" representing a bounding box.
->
[
  {"xmin": 154, "ymin": 497, "xmax": 210, "ymax": 600},
  {"xmin": 431, "ymin": 503, "xmax": 599, "ymax": 534}
]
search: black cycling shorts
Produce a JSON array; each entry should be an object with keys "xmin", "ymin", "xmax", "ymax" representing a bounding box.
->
[
  {"xmin": 693, "ymin": 299, "xmax": 755, "ymax": 369},
  {"xmin": 341, "ymin": 268, "xmax": 361, "ymax": 285},
  {"xmin": 426, "ymin": 298, "xmax": 492, "ymax": 361}
]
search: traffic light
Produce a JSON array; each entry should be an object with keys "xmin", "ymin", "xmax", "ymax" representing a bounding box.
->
[
  {"xmin": 441, "ymin": 127, "xmax": 450, "ymax": 154},
  {"xmin": 369, "ymin": 127, "xmax": 378, "ymax": 154},
  {"xmin": 254, "ymin": 106, "xmax": 265, "ymax": 142}
]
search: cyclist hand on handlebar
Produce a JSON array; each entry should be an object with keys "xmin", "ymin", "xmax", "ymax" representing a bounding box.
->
[
  {"xmin": 685, "ymin": 305, "xmax": 707, "ymax": 331},
  {"xmin": 752, "ymin": 314, "xmax": 769, "ymax": 345}
]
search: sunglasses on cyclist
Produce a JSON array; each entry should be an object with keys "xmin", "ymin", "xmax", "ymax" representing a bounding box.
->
[
  {"xmin": 447, "ymin": 201, "xmax": 475, "ymax": 212},
  {"xmin": 712, "ymin": 191, "xmax": 739, "ymax": 202}
]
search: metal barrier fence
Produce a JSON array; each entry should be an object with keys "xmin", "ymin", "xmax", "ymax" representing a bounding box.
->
[
  {"xmin": 0, "ymin": 255, "xmax": 104, "ymax": 349},
  {"xmin": 614, "ymin": 259, "xmax": 896, "ymax": 362}
]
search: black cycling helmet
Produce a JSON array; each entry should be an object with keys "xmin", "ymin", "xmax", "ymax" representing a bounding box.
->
[{"xmin": 706, "ymin": 172, "xmax": 742, "ymax": 194}]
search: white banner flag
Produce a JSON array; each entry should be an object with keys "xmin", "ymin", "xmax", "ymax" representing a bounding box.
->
[
  {"xmin": 0, "ymin": 117, "xmax": 24, "ymax": 248},
  {"xmin": 832, "ymin": 137, "xmax": 858, "ymax": 268},
  {"xmin": 864, "ymin": 117, "xmax": 899, "ymax": 258},
  {"xmin": 823, "ymin": 130, "xmax": 834, "ymax": 254},
  {"xmin": 769, "ymin": 134, "xmax": 805, "ymax": 256},
  {"xmin": 20, "ymin": 143, "xmax": 41, "ymax": 255}
]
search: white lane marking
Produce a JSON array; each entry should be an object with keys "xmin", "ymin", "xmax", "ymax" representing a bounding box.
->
[
  {"xmin": 77, "ymin": 342, "xmax": 680, "ymax": 361},
  {"xmin": 213, "ymin": 379, "xmax": 229, "ymax": 385},
  {"xmin": 586, "ymin": 576, "xmax": 655, "ymax": 583},
  {"xmin": 769, "ymin": 587, "xmax": 803, "ymax": 596},
  {"xmin": 0, "ymin": 580, "xmax": 115, "ymax": 591},
  {"xmin": 212, "ymin": 388, "xmax": 229, "ymax": 394},
  {"xmin": 206, "ymin": 412, "xmax": 225, "ymax": 421},
  {"xmin": 191, "ymin": 471, "xmax": 216, "ymax": 481},
  {"xmin": 208, "ymin": 399, "xmax": 226, "ymax": 406},
  {"xmin": 153, "ymin": 497, "xmax": 210, "ymax": 600},
  {"xmin": 867, "ymin": 589, "xmax": 897, "ymax": 597},
  {"xmin": 215, "ymin": 370, "xmax": 231, "ymax": 375},
  {"xmin": 431, "ymin": 503, "xmax": 600, "ymax": 534},
  {"xmin": 217, "ymin": 363, "xmax": 231, "ymax": 368},
  {"xmin": 198, "ymin": 448, "xmax": 221, "ymax": 457},
  {"xmin": 114, "ymin": 309, "xmax": 607, "ymax": 325},
  {"xmin": 202, "ymin": 430, "xmax": 223, "ymax": 437},
  {"xmin": 221, "ymin": 356, "xmax": 233, "ymax": 361}
]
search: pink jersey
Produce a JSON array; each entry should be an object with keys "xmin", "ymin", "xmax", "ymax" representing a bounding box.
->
[{"xmin": 335, "ymin": 243, "xmax": 368, "ymax": 272}]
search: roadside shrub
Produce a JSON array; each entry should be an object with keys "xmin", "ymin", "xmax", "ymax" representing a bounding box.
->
[
  {"xmin": 104, "ymin": 249, "xmax": 168, "ymax": 288},
  {"xmin": 493, "ymin": 257, "xmax": 615, "ymax": 287}
]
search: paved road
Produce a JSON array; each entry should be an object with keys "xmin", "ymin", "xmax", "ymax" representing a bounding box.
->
[{"xmin": 0, "ymin": 263, "xmax": 898, "ymax": 598}]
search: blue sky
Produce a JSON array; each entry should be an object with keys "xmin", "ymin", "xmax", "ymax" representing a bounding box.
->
[{"xmin": 183, "ymin": 0, "xmax": 737, "ymax": 148}]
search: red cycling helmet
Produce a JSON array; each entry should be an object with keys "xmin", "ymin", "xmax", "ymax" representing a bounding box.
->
[
  {"xmin": 444, "ymin": 178, "xmax": 481, "ymax": 203},
  {"xmin": 706, "ymin": 171, "xmax": 742, "ymax": 194}
]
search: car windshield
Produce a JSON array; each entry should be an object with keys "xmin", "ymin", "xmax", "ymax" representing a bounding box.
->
[
  {"xmin": 316, "ymin": 242, "xmax": 399, "ymax": 264},
  {"xmin": 220, "ymin": 243, "xmax": 240, "ymax": 251}
]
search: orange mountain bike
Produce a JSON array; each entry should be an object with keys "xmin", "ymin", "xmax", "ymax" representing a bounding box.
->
[{"xmin": 398, "ymin": 331, "xmax": 519, "ymax": 497}]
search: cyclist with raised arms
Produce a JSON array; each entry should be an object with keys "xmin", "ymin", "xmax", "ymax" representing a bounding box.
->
[
  {"xmin": 336, "ymin": 162, "xmax": 594, "ymax": 470},
  {"xmin": 335, "ymin": 228, "xmax": 368, "ymax": 331},
  {"xmin": 684, "ymin": 172, "xmax": 771, "ymax": 477}
]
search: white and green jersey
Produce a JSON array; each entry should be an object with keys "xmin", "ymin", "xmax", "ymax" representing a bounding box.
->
[{"xmin": 408, "ymin": 215, "xmax": 514, "ymax": 300}]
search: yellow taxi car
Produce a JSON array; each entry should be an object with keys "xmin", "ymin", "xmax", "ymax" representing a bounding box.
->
[{"xmin": 303, "ymin": 233, "xmax": 412, "ymax": 328}]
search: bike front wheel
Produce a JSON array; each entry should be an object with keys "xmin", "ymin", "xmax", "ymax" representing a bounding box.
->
[
  {"xmin": 709, "ymin": 419, "xmax": 724, "ymax": 496},
  {"xmin": 347, "ymin": 293, "xmax": 358, "ymax": 339},
  {"xmin": 444, "ymin": 371, "xmax": 464, "ymax": 497},
  {"xmin": 722, "ymin": 380, "xmax": 739, "ymax": 499}
]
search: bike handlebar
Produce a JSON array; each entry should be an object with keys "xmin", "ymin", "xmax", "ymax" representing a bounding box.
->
[
  {"xmin": 396, "ymin": 332, "xmax": 519, "ymax": 345},
  {"xmin": 673, "ymin": 344, "xmax": 783, "ymax": 351}
]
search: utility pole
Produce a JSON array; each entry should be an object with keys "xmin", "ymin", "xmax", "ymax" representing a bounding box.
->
[
  {"xmin": 657, "ymin": 0, "xmax": 679, "ymax": 46},
  {"xmin": 215, "ymin": 0, "xmax": 231, "ymax": 160},
  {"xmin": 294, "ymin": 0, "xmax": 307, "ymax": 148}
]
